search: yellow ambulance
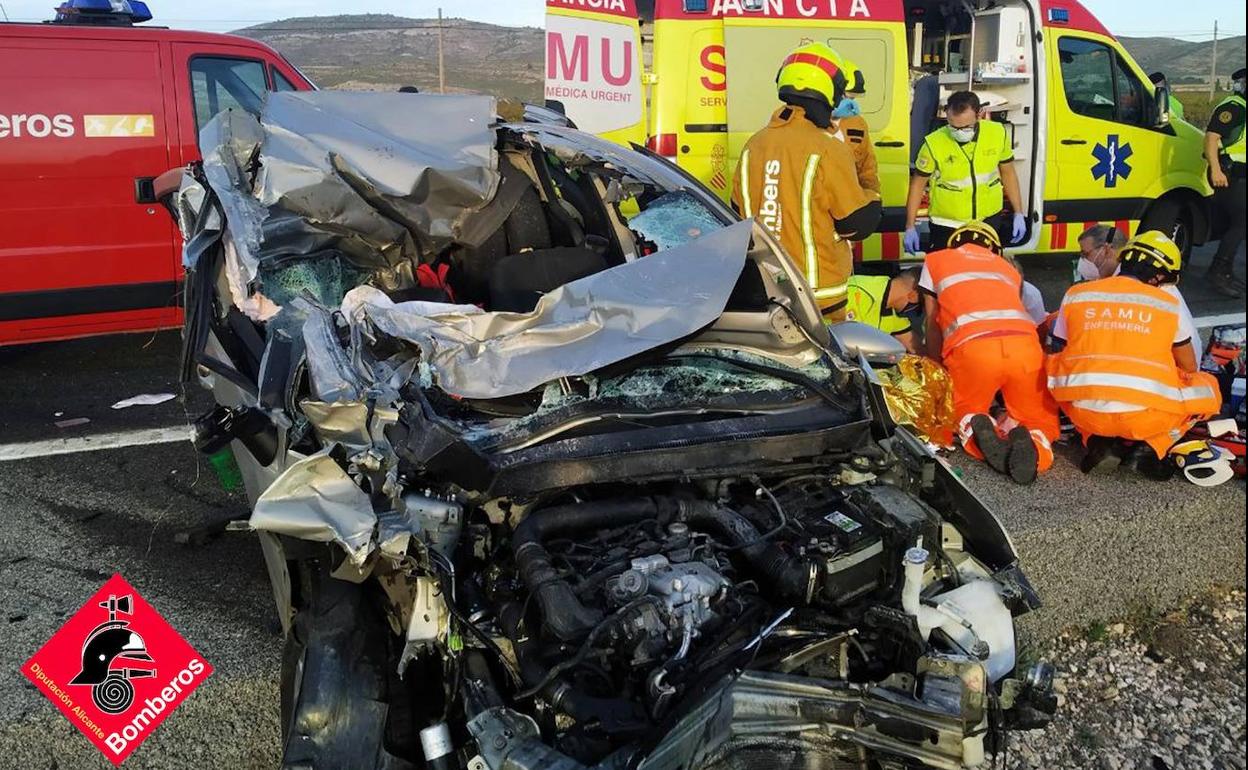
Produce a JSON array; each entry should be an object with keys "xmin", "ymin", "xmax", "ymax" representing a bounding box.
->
[{"xmin": 544, "ymin": 0, "xmax": 1213, "ymax": 262}]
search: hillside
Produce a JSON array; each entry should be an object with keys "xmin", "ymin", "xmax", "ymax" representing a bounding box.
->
[
  {"xmin": 232, "ymin": 14, "xmax": 543, "ymax": 99},
  {"xmin": 1119, "ymin": 35, "xmax": 1246, "ymax": 86},
  {"xmin": 233, "ymin": 15, "xmax": 1241, "ymax": 100}
]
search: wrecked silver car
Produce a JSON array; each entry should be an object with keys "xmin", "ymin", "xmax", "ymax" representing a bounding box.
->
[{"xmin": 172, "ymin": 91, "xmax": 1055, "ymax": 770}]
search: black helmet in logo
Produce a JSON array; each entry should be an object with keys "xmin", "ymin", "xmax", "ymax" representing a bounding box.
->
[{"xmin": 69, "ymin": 595, "xmax": 156, "ymax": 713}]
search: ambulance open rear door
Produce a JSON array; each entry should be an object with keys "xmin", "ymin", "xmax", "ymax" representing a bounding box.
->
[{"xmin": 544, "ymin": 0, "xmax": 647, "ymax": 149}]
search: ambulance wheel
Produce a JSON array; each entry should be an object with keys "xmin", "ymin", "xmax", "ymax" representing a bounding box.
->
[{"xmin": 1140, "ymin": 199, "xmax": 1194, "ymax": 263}]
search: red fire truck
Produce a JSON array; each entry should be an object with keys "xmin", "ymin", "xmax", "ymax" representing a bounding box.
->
[{"xmin": 0, "ymin": 1, "xmax": 312, "ymax": 346}]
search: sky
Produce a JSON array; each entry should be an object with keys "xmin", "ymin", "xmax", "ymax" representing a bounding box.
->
[{"xmin": 0, "ymin": 0, "xmax": 1242, "ymax": 39}]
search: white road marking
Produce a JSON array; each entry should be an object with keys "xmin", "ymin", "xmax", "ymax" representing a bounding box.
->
[
  {"xmin": 0, "ymin": 426, "xmax": 193, "ymax": 462},
  {"xmin": 1194, "ymin": 313, "xmax": 1246, "ymax": 330}
]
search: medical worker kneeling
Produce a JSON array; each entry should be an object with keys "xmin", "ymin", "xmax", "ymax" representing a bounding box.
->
[{"xmin": 1048, "ymin": 231, "xmax": 1223, "ymax": 475}]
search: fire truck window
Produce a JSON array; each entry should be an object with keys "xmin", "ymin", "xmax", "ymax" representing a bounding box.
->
[
  {"xmin": 1057, "ymin": 37, "xmax": 1116, "ymax": 123},
  {"xmin": 272, "ymin": 68, "xmax": 299, "ymax": 93},
  {"xmin": 190, "ymin": 57, "xmax": 268, "ymax": 130},
  {"xmin": 1112, "ymin": 53, "xmax": 1149, "ymax": 127}
]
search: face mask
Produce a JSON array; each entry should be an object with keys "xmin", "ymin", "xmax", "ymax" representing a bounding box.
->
[
  {"xmin": 1235, "ymin": 80, "xmax": 1246, "ymax": 95},
  {"xmin": 831, "ymin": 97, "xmax": 860, "ymax": 118},
  {"xmin": 950, "ymin": 126, "xmax": 976, "ymax": 143},
  {"xmin": 1075, "ymin": 257, "xmax": 1101, "ymax": 283}
]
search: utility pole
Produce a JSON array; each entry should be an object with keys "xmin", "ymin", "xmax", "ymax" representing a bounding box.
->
[
  {"xmin": 1209, "ymin": 20, "xmax": 1218, "ymax": 97},
  {"xmin": 436, "ymin": 7, "xmax": 446, "ymax": 94}
]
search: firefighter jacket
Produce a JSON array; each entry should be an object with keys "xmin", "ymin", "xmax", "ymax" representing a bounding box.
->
[
  {"xmin": 732, "ymin": 105, "xmax": 881, "ymax": 314},
  {"xmin": 832, "ymin": 114, "xmax": 880, "ymax": 194}
]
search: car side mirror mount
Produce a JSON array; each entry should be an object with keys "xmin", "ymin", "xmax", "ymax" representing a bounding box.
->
[{"xmin": 1153, "ymin": 85, "xmax": 1171, "ymax": 128}]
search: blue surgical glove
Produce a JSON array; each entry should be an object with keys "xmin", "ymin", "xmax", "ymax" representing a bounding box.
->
[
  {"xmin": 831, "ymin": 97, "xmax": 861, "ymax": 119},
  {"xmin": 1011, "ymin": 212, "xmax": 1027, "ymax": 244},
  {"xmin": 903, "ymin": 227, "xmax": 921, "ymax": 254}
]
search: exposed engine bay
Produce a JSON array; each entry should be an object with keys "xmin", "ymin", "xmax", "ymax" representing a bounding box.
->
[{"xmin": 170, "ymin": 91, "xmax": 1055, "ymax": 770}]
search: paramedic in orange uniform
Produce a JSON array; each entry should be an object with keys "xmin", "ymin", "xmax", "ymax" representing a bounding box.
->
[
  {"xmin": 732, "ymin": 43, "xmax": 882, "ymax": 322},
  {"xmin": 1048, "ymin": 231, "xmax": 1222, "ymax": 474},
  {"xmin": 920, "ymin": 221, "xmax": 1059, "ymax": 484}
]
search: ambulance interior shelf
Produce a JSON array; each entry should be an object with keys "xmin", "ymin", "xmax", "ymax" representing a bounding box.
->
[{"xmin": 906, "ymin": 0, "xmax": 1038, "ymax": 215}]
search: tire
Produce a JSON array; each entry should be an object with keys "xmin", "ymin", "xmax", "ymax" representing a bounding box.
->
[
  {"xmin": 278, "ymin": 562, "xmax": 411, "ymax": 769},
  {"xmin": 1140, "ymin": 198, "xmax": 1194, "ymax": 263}
]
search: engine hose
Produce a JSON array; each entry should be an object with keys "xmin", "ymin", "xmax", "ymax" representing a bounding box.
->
[
  {"xmin": 498, "ymin": 603, "xmax": 647, "ymax": 734},
  {"xmin": 679, "ymin": 501, "xmax": 819, "ymax": 605},
  {"xmin": 512, "ymin": 498, "xmax": 664, "ymax": 641}
]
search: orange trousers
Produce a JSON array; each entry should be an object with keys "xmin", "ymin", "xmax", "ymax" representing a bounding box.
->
[
  {"xmin": 946, "ymin": 333, "xmax": 1060, "ymax": 471},
  {"xmin": 1062, "ymin": 370, "xmax": 1222, "ymax": 458}
]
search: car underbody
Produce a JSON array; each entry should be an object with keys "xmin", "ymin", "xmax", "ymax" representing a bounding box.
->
[{"xmin": 172, "ymin": 91, "xmax": 1055, "ymax": 770}]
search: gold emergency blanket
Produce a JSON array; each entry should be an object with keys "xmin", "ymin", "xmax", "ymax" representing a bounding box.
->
[{"xmin": 878, "ymin": 355, "xmax": 956, "ymax": 448}]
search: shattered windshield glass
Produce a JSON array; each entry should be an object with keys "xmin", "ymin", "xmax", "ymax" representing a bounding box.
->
[{"xmin": 453, "ymin": 350, "xmax": 838, "ymax": 449}]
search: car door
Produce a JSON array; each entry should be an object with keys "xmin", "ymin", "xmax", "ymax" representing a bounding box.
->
[{"xmin": 1046, "ymin": 32, "xmax": 1164, "ymax": 229}]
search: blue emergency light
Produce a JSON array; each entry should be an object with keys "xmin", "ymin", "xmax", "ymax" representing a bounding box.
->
[
  {"xmin": 54, "ymin": 0, "xmax": 153, "ymax": 25},
  {"xmin": 682, "ymin": 0, "xmax": 708, "ymax": 12},
  {"xmin": 1047, "ymin": 7, "xmax": 1070, "ymax": 24}
]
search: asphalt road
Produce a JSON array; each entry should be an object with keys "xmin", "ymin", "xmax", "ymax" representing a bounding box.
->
[{"xmin": 0, "ymin": 242, "xmax": 1243, "ymax": 769}]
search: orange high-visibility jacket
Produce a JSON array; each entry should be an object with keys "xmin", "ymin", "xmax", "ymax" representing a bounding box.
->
[
  {"xmin": 832, "ymin": 114, "xmax": 880, "ymax": 194},
  {"xmin": 1047, "ymin": 276, "xmax": 1222, "ymax": 415},
  {"xmin": 732, "ymin": 105, "xmax": 878, "ymax": 312},
  {"xmin": 924, "ymin": 243, "xmax": 1037, "ymax": 358}
]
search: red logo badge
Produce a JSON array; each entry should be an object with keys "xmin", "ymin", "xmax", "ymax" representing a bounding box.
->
[{"xmin": 22, "ymin": 574, "xmax": 213, "ymax": 765}]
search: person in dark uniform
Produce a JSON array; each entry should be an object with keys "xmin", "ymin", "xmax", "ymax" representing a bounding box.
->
[{"xmin": 1203, "ymin": 67, "xmax": 1246, "ymax": 297}]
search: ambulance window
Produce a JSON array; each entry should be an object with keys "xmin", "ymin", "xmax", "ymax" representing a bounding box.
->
[
  {"xmin": 1112, "ymin": 55, "xmax": 1149, "ymax": 126},
  {"xmin": 1057, "ymin": 38, "xmax": 1116, "ymax": 123},
  {"xmin": 272, "ymin": 68, "xmax": 299, "ymax": 93},
  {"xmin": 190, "ymin": 57, "xmax": 268, "ymax": 130}
]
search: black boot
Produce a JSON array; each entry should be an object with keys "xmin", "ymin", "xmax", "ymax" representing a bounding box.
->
[
  {"xmin": 969, "ymin": 414, "xmax": 1010, "ymax": 474},
  {"xmin": 1005, "ymin": 426, "xmax": 1039, "ymax": 485},
  {"xmin": 1080, "ymin": 435, "xmax": 1124, "ymax": 474}
]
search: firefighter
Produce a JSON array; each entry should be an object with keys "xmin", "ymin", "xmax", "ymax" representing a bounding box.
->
[
  {"xmin": 904, "ymin": 91, "xmax": 1027, "ymax": 254},
  {"xmin": 920, "ymin": 221, "xmax": 1058, "ymax": 484},
  {"xmin": 1203, "ymin": 67, "xmax": 1246, "ymax": 298},
  {"xmin": 732, "ymin": 42, "xmax": 882, "ymax": 322},
  {"xmin": 830, "ymin": 59, "xmax": 880, "ymax": 195},
  {"xmin": 1048, "ymin": 231, "xmax": 1223, "ymax": 475},
  {"xmin": 845, "ymin": 270, "xmax": 921, "ymax": 353}
]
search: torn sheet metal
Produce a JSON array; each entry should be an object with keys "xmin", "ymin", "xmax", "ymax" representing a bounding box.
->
[
  {"xmin": 258, "ymin": 91, "xmax": 499, "ymax": 247},
  {"xmin": 340, "ymin": 220, "xmax": 752, "ymax": 400},
  {"xmin": 250, "ymin": 449, "xmax": 376, "ymax": 567},
  {"xmin": 197, "ymin": 110, "xmax": 268, "ymax": 279},
  {"xmin": 194, "ymin": 91, "xmax": 501, "ymax": 294}
]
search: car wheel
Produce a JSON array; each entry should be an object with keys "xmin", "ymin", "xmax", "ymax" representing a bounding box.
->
[
  {"xmin": 1140, "ymin": 199, "xmax": 1194, "ymax": 263},
  {"xmin": 278, "ymin": 562, "xmax": 398, "ymax": 769}
]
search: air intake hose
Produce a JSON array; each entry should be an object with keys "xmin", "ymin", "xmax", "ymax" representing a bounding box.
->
[
  {"xmin": 680, "ymin": 501, "xmax": 819, "ymax": 604},
  {"xmin": 512, "ymin": 498, "xmax": 661, "ymax": 641}
]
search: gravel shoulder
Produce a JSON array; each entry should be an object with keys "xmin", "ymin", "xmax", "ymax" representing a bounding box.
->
[{"xmin": 1004, "ymin": 587, "xmax": 1247, "ymax": 770}]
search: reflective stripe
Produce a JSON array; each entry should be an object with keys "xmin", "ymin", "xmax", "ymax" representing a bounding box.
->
[
  {"xmin": 814, "ymin": 283, "xmax": 850, "ymax": 299},
  {"xmin": 943, "ymin": 309, "xmax": 1034, "ymax": 337},
  {"xmin": 1048, "ymin": 373, "xmax": 1218, "ymax": 403},
  {"xmin": 800, "ymin": 153, "xmax": 821, "ymax": 286},
  {"xmin": 940, "ymin": 170, "xmax": 1001, "ymax": 190},
  {"xmin": 739, "ymin": 149, "xmax": 753, "ymax": 218},
  {"xmin": 1059, "ymin": 353, "xmax": 1174, "ymax": 374},
  {"xmin": 1069, "ymin": 399, "xmax": 1147, "ymax": 414},
  {"xmin": 935, "ymin": 271, "xmax": 1018, "ymax": 293},
  {"xmin": 1064, "ymin": 290, "xmax": 1177, "ymax": 313}
]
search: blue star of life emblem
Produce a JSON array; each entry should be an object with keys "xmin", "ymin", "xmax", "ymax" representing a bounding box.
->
[{"xmin": 1091, "ymin": 134, "xmax": 1133, "ymax": 188}]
